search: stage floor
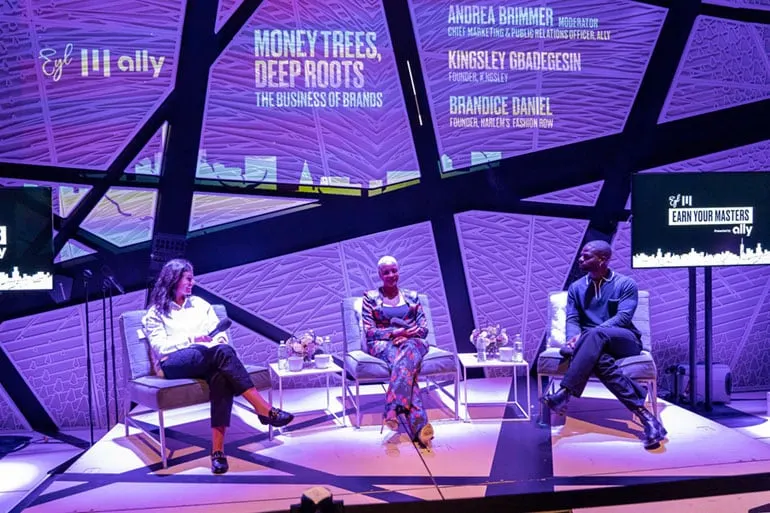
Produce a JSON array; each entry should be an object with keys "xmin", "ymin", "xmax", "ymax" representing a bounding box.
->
[{"xmin": 7, "ymin": 379, "xmax": 770, "ymax": 513}]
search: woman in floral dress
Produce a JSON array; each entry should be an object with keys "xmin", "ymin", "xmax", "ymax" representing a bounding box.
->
[{"xmin": 361, "ymin": 255, "xmax": 434, "ymax": 447}]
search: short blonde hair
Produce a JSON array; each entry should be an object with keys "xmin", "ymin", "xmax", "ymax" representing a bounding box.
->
[{"xmin": 377, "ymin": 255, "xmax": 398, "ymax": 268}]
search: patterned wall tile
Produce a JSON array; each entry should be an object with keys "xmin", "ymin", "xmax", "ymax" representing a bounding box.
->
[
  {"xmin": 81, "ymin": 188, "xmax": 158, "ymax": 247},
  {"xmin": 522, "ymin": 181, "xmax": 604, "ymax": 207},
  {"xmin": 0, "ymin": 381, "xmax": 29, "ymax": 431},
  {"xmin": 612, "ymin": 222, "xmax": 770, "ymax": 391},
  {"xmin": 200, "ymin": 0, "xmax": 419, "ymax": 188},
  {"xmin": 124, "ymin": 123, "xmax": 166, "ymax": 176},
  {"xmin": 0, "ymin": 2, "xmax": 185, "ymax": 169},
  {"xmin": 216, "ymin": 0, "xmax": 244, "ymax": 31},
  {"xmin": 0, "ymin": 290, "xmax": 146, "ymax": 428},
  {"xmin": 660, "ymin": 16, "xmax": 770, "ymax": 123},
  {"xmin": 189, "ymin": 193, "xmax": 316, "ymax": 233},
  {"xmin": 703, "ymin": 0, "xmax": 770, "ymax": 12},
  {"xmin": 456, "ymin": 212, "xmax": 588, "ymax": 375}
]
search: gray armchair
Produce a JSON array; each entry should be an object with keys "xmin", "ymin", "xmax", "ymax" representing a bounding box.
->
[
  {"xmin": 340, "ymin": 294, "xmax": 460, "ymax": 428},
  {"xmin": 118, "ymin": 304, "xmax": 272, "ymax": 468},
  {"xmin": 537, "ymin": 290, "xmax": 659, "ymax": 419}
]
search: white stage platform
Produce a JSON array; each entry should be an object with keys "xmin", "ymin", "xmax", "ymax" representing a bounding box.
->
[{"xmin": 5, "ymin": 380, "xmax": 770, "ymax": 513}]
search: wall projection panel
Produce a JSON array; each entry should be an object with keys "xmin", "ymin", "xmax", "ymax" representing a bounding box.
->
[
  {"xmin": 0, "ymin": 1, "xmax": 185, "ymax": 169},
  {"xmin": 659, "ymin": 16, "xmax": 770, "ymax": 123},
  {"xmin": 410, "ymin": 0, "xmax": 666, "ymax": 171},
  {"xmin": 0, "ymin": 384, "xmax": 29, "ymax": 431},
  {"xmin": 199, "ymin": 0, "xmax": 419, "ymax": 188},
  {"xmin": 456, "ymin": 211, "xmax": 588, "ymax": 366},
  {"xmin": 703, "ymin": 0, "xmax": 770, "ymax": 13}
]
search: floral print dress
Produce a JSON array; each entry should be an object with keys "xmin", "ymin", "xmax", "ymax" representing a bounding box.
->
[{"xmin": 361, "ymin": 288, "xmax": 430, "ymax": 437}]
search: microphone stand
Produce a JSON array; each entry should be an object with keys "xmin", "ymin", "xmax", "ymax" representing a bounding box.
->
[
  {"xmin": 101, "ymin": 280, "xmax": 111, "ymax": 430},
  {"xmin": 83, "ymin": 270, "xmax": 94, "ymax": 446},
  {"xmin": 101, "ymin": 268, "xmax": 123, "ymax": 429},
  {"xmin": 109, "ymin": 283, "xmax": 118, "ymax": 425}
]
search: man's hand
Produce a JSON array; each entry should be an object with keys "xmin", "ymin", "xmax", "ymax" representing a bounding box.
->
[
  {"xmin": 559, "ymin": 334, "xmax": 580, "ymax": 358},
  {"xmin": 192, "ymin": 335, "xmax": 213, "ymax": 344}
]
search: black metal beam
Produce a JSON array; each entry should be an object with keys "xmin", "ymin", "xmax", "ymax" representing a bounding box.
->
[{"xmin": 52, "ymin": 96, "xmax": 172, "ymax": 256}]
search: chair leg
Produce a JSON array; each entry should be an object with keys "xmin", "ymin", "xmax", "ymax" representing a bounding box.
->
[
  {"xmin": 158, "ymin": 410, "xmax": 167, "ymax": 469},
  {"xmin": 649, "ymin": 379, "xmax": 659, "ymax": 420},
  {"xmin": 454, "ymin": 368, "xmax": 460, "ymax": 421},
  {"xmin": 124, "ymin": 397, "xmax": 130, "ymax": 437},
  {"xmin": 355, "ymin": 380, "xmax": 361, "ymax": 429},
  {"xmin": 268, "ymin": 388, "xmax": 274, "ymax": 441}
]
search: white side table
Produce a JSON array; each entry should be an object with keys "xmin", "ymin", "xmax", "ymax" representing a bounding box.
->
[
  {"xmin": 458, "ymin": 353, "xmax": 531, "ymax": 422},
  {"xmin": 268, "ymin": 361, "xmax": 346, "ymax": 427}
]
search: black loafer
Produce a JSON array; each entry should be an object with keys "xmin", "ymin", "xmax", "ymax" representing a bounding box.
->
[
  {"xmin": 541, "ymin": 387, "xmax": 571, "ymax": 416},
  {"xmin": 258, "ymin": 407, "xmax": 295, "ymax": 427},
  {"xmin": 211, "ymin": 451, "xmax": 229, "ymax": 474}
]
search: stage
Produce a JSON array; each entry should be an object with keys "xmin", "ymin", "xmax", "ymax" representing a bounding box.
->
[{"xmin": 6, "ymin": 378, "xmax": 770, "ymax": 513}]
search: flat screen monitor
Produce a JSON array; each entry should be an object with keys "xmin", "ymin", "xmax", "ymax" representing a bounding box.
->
[
  {"xmin": 0, "ymin": 187, "xmax": 54, "ymax": 290},
  {"xmin": 631, "ymin": 171, "xmax": 770, "ymax": 268}
]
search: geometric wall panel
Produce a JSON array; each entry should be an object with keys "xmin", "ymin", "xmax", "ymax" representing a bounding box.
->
[
  {"xmin": 81, "ymin": 188, "xmax": 158, "ymax": 247},
  {"xmin": 124, "ymin": 123, "xmax": 167, "ymax": 176},
  {"xmin": 456, "ymin": 212, "xmax": 589, "ymax": 365},
  {"xmin": 703, "ymin": 0, "xmax": 770, "ymax": 9},
  {"xmin": 54, "ymin": 231, "xmax": 97, "ymax": 264},
  {"xmin": 0, "ymin": 289, "xmax": 147, "ymax": 428},
  {"xmin": 197, "ymin": 221, "xmax": 453, "ymax": 387},
  {"xmin": 200, "ymin": 0, "xmax": 420, "ymax": 188},
  {"xmin": 216, "ymin": 0, "xmax": 244, "ymax": 31},
  {"xmin": 612, "ymin": 222, "xmax": 770, "ymax": 391},
  {"xmin": 0, "ymin": 382, "xmax": 29, "ymax": 431},
  {"xmin": 0, "ymin": 2, "xmax": 185, "ymax": 169},
  {"xmin": 189, "ymin": 193, "xmax": 316, "ymax": 233},
  {"xmin": 522, "ymin": 180, "xmax": 604, "ymax": 207},
  {"xmin": 649, "ymin": 139, "xmax": 770, "ymax": 173},
  {"xmin": 0, "ymin": 180, "xmax": 92, "ymax": 219},
  {"xmin": 412, "ymin": 0, "xmax": 667, "ymax": 170},
  {"xmin": 659, "ymin": 16, "xmax": 770, "ymax": 123}
]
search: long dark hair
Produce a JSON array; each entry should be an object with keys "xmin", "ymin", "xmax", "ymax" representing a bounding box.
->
[{"xmin": 149, "ymin": 258, "xmax": 193, "ymax": 316}]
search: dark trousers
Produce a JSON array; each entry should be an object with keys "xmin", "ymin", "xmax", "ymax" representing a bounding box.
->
[
  {"xmin": 160, "ymin": 344, "xmax": 253, "ymax": 428},
  {"xmin": 560, "ymin": 327, "xmax": 646, "ymax": 411}
]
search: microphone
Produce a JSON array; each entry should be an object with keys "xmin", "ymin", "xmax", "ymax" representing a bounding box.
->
[
  {"xmin": 82, "ymin": 269, "xmax": 93, "ymax": 280},
  {"xmin": 101, "ymin": 265, "xmax": 125, "ymax": 294},
  {"xmin": 207, "ymin": 318, "xmax": 232, "ymax": 338}
]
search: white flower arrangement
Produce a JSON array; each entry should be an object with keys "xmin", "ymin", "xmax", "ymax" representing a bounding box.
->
[
  {"xmin": 470, "ymin": 324, "xmax": 508, "ymax": 357},
  {"xmin": 287, "ymin": 330, "xmax": 328, "ymax": 361}
]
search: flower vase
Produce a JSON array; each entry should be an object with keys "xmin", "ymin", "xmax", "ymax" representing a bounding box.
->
[{"xmin": 486, "ymin": 343, "xmax": 499, "ymax": 360}]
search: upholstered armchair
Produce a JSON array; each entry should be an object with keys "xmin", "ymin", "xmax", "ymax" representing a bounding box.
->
[
  {"xmin": 340, "ymin": 294, "xmax": 460, "ymax": 428},
  {"xmin": 118, "ymin": 304, "xmax": 272, "ymax": 468},
  {"xmin": 537, "ymin": 290, "xmax": 659, "ymax": 419}
]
